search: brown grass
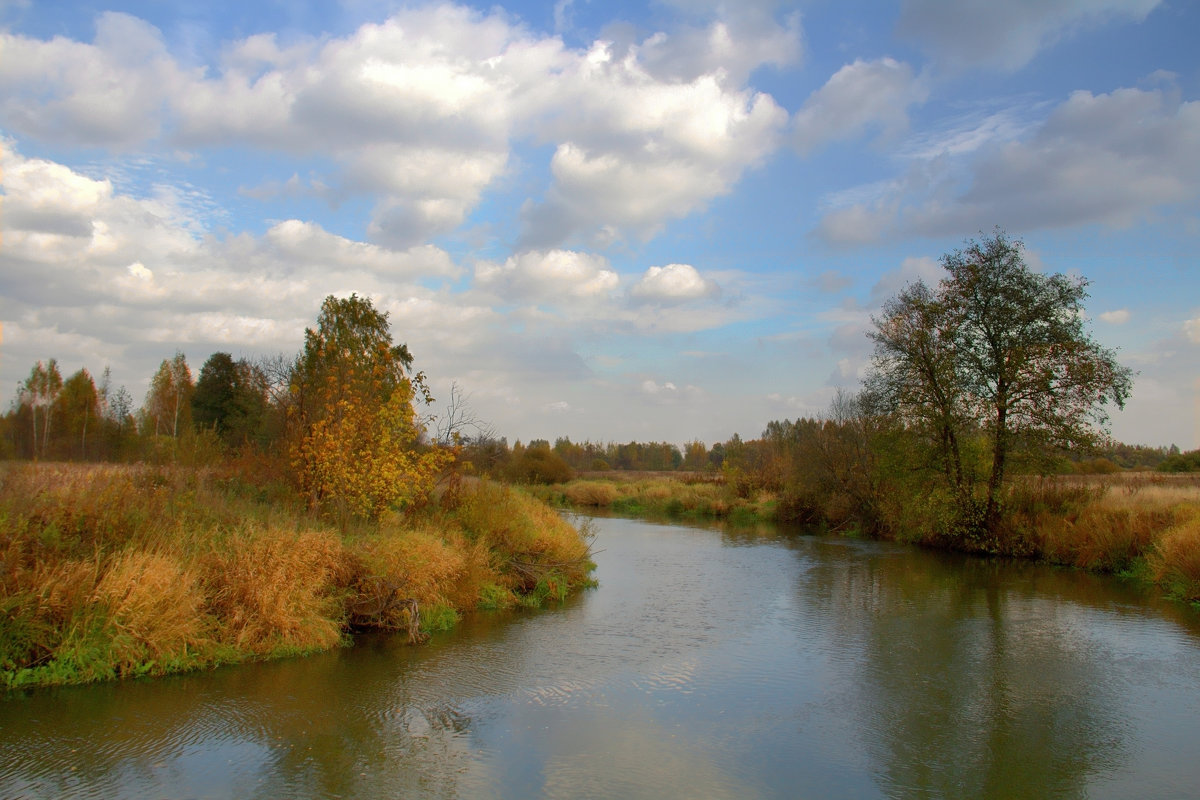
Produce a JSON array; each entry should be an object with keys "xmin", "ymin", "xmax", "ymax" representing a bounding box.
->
[
  {"xmin": 564, "ymin": 480, "xmax": 619, "ymax": 506},
  {"xmin": 1010, "ymin": 474, "xmax": 1200, "ymax": 584},
  {"xmin": 94, "ymin": 550, "xmax": 210, "ymax": 669},
  {"xmin": 1, "ymin": 462, "xmax": 594, "ymax": 688},
  {"xmin": 1149, "ymin": 510, "xmax": 1200, "ymax": 601},
  {"xmin": 200, "ymin": 528, "xmax": 350, "ymax": 656}
]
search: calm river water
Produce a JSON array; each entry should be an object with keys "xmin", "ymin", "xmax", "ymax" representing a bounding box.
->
[{"xmin": 3, "ymin": 515, "xmax": 1200, "ymax": 799}]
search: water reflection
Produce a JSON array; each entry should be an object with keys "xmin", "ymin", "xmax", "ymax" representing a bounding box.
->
[{"xmin": 3, "ymin": 517, "xmax": 1199, "ymax": 799}]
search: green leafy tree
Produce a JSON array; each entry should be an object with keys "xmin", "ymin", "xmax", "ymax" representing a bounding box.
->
[
  {"xmin": 289, "ymin": 294, "xmax": 448, "ymax": 520},
  {"xmin": 868, "ymin": 230, "xmax": 1133, "ymax": 532},
  {"xmin": 193, "ymin": 352, "xmax": 270, "ymax": 447}
]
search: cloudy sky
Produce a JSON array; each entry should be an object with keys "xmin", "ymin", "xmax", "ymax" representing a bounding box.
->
[{"xmin": 1, "ymin": 0, "xmax": 1198, "ymax": 450}]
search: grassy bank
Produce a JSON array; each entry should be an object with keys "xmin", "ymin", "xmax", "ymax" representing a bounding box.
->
[
  {"xmin": 1006, "ymin": 474, "xmax": 1200, "ymax": 602},
  {"xmin": 534, "ymin": 471, "xmax": 1200, "ymax": 606},
  {"xmin": 1, "ymin": 463, "xmax": 594, "ymax": 690},
  {"xmin": 524, "ymin": 472, "xmax": 776, "ymax": 522}
]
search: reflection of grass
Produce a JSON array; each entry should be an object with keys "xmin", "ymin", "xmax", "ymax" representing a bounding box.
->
[
  {"xmin": 1, "ymin": 463, "xmax": 594, "ymax": 689},
  {"xmin": 529, "ymin": 475, "xmax": 773, "ymax": 521}
]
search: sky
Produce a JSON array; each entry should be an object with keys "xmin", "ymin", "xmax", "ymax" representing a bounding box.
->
[{"xmin": 1, "ymin": 0, "xmax": 1198, "ymax": 450}]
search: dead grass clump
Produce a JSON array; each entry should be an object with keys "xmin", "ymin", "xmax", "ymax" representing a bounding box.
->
[
  {"xmin": 564, "ymin": 480, "xmax": 618, "ymax": 506},
  {"xmin": 640, "ymin": 482, "xmax": 674, "ymax": 502},
  {"xmin": 1149, "ymin": 512, "xmax": 1200, "ymax": 602},
  {"xmin": 451, "ymin": 480, "xmax": 592, "ymax": 594},
  {"xmin": 354, "ymin": 525, "xmax": 466, "ymax": 609},
  {"xmin": 201, "ymin": 528, "xmax": 350, "ymax": 656},
  {"xmin": 94, "ymin": 550, "xmax": 211, "ymax": 672},
  {"xmin": 1, "ymin": 560, "xmax": 100, "ymax": 671}
]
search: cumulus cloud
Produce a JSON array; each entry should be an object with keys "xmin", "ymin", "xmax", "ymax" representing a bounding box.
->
[
  {"xmin": 792, "ymin": 58, "xmax": 928, "ymax": 155},
  {"xmin": 1, "ymin": 4, "xmax": 794, "ymax": 251},
  {"xmin": 0, "ymin": 143, "xmax": 465, "ymax": 399},
  {"xmin": 1099, "ymin": 309, "xmax": 1131, "ymax": 324},
  {"xmin": 633, "ymin": 4, "xmax": 801, "ymax": 86},
  {"xmin": 0, "ymin": 12, "xmax": 186, "ymax": 148},
  {"xmin": 630, "ymin": 264, "xmax": 718, "ymax": 304},
  {"xmin": 897, "ymin": 0, "xmax": 1161, "ymax": 72},
  {"xmin": 518, "ymin": 38, "xmax": 788, "ymax": 246},
  {"xmin": 474, "ymin": 249, "xmax": 619, "ymax": 303},
  {"xmin": 817, "ymin": 86, "xmax": 1200, "ymax": 245}
]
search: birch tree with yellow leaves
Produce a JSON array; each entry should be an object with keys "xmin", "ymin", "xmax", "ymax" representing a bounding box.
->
[{"xmin": 288, "ymin": 294, "xmax": 449, "ymax": 521}]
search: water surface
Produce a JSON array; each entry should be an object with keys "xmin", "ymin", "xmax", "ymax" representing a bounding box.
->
[{"xmin": 3, "ymin": 516, "xmax": 1199, "ymax": 798}]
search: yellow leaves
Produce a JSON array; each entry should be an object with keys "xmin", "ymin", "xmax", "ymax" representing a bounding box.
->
[{"xmin": 292, "ymin": 377, "xmax": 452, "ymax": 521}]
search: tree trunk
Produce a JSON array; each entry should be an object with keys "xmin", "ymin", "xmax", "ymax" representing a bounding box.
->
[{"xmin": 986, "ymin": 402, "xmax": 1008, "ymax": 531}]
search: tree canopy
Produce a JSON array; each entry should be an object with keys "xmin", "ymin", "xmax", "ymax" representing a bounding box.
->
[{"xmin": 867, "ymin": 230, "xmax": 1133, "ymax": 530}]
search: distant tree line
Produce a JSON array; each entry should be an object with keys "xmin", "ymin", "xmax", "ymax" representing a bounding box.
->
[{"xmin": 1, "ymin": 295, "xmax": 450, "ymax": 523}]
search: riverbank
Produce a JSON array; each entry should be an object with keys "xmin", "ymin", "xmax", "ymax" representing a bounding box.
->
[
  {"xmin": 527, "ymin": 471, "xmax": 1200, "ymax": 605},
  {"xmin": 1, "ymin": 463, "xmax": 594, "ymax": 690}
]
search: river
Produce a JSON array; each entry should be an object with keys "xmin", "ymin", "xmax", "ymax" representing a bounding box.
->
[{"xmin": 3, "ymin": 515, "xmax": 1199, "ymax": 799}]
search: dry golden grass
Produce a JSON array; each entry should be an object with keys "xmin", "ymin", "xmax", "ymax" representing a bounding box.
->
[
  {"xmin": 94, "ymin": 550, "xmax": 210, "ymax": 668},
  {"xmin": 1149, "ymin": 510, "xmax": 1200, "ymax": 601},
  {"xmin": 200, "ymin": 528, "xmax": 349, "ymax": 655},
  {"xmin": 1017, "ymin": 474, "xmax": 1199, "ymax": 581},
  {"xmin": 564, "ymin": 480, "xmax": 619, "ymax": 506},
  {"xmin": 356, "ymin": 524, "xmax": 466, "ymax": 608},
  {"xmin": 2, "ymin": 462, "xmax": 594, "ymax": 688}
]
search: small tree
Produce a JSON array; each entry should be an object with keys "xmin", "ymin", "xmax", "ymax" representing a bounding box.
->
[
  {"xmin": 143, "ymin": 352, "xmax": 194, "ymax": 439},
  {"xmin": 289, "ymin": 294, "xmax": 448, "ymax": 520},
  {"xmin": 56, "ymin": 368, "xmax": 99, "ymax": 459},
  {"xmin": 20, "ymin": 360, "xmax": 63, "ymax": 460},
  {"xmin": 193, "ymin": 352, "xmax": 271, "ymax": 448},
  {"xmin": 868, "ymin": 230, "xmax": 1133, "ymax": 534}
]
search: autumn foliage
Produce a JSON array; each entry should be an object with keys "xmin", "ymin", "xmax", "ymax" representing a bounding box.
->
[{"xmin": 287, "ymin": 294, "xmax": 450, "ymax": 520}]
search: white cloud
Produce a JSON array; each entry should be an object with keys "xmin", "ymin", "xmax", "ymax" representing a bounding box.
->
[
  {"xmin": 1185, "ymin": 317, "xmax": 1200, "ymax": 344},
  {"xmin": 792, "ymin": 58, "xmax": 928, "ymax": 155},
  {"xmin": 0, "ymin": 12, "xmax": 186, "ymax": 148},
  {"xmin": 1, "ymin": 5, "xmax": 793, "ymax": 251},
  {"xmin": 263, "ymin": 220, "xmax": 459, "ymax": 279},
  {"xmin": 1099, "ymin": 309, "xmax": 1131, "ymax": 324},
  {"xmin": 642, "ymin": 379, "xmax": 678, "ymax": 395},
  {"xmin": 0, "ymin": 144, "xmax": 468, "ymax": 402},
  {"xmin": 519, "ymin": 39, "xmax": 788, "ymax": 246},
  {"xmin": 817, "ymin": 86, "xmax": 1200, "ymax": 245},
  {"xmin": 897, "ymin": 0, "xmax": 1162, "ymax": 72},
  {"xmin": 630, "ymin": 264, "xmax": 718, "ymax": 303},
  {"xmin": 634, "ymin": 9, "xmax": 801, "ymax": 86},
  {"xmin": 474, "ymin": 249, "xmax": 619, "ymax": 303},
  {"xmin": 869, "ymin": 256, "xmax": 943, "ymax": 304},
  {"xmin": 640, "ymin": 378, "xmax": 704, "ymax": 405}
]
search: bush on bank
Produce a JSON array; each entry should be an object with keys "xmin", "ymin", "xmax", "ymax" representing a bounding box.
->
[{"xmin": 0, "ymin": 463, "xmax": 594, "ymax": 690}]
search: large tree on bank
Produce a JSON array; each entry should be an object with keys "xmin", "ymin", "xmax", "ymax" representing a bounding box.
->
[{"xmin": 867, "ymin": 231, "xmax": 1134, "ymax": 532}]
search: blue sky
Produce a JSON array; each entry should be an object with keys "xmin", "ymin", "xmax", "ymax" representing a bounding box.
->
[{"xmin": 1, "ymin": 0, "xmax": 1198, "ymax": 449}]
